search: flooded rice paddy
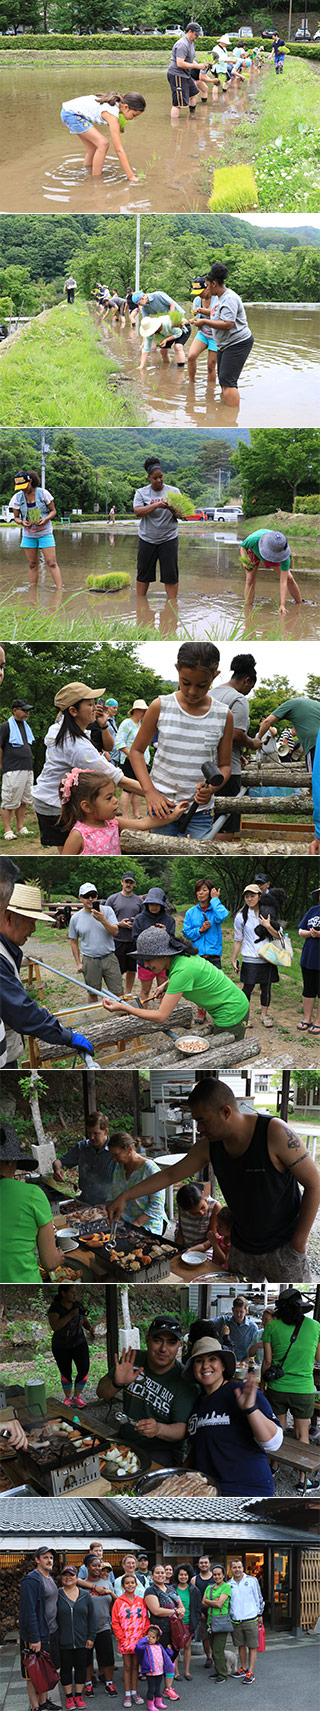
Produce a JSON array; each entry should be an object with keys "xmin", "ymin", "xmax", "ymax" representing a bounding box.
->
[
  {"xmin": 104, "ymin": 310, "xmax": 320, "ymax": 429},
  {"xmin": 1, "ymin": 522, "xmax": 319, "ymax": 640},
  {"xmin": 0, "ymin": 58, "xmax": 257, "ymax": 213}
]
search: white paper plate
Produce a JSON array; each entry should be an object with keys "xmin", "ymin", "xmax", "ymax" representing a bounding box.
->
[{"xmin": 182, "ymin": 1247, "xmax": 213, "ymax": 1266}]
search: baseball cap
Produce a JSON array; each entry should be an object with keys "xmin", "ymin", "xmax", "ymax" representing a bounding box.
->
[
  {"xmin": 149, "ymin": 1316, "xmax": 182, "ymax": 1339},
  {"xmin": 12, "ymin": 697, "xmax": 33, "ymax": 711},
  {"xmin": 79, "ymin": 883, "xmax": 98, "ymax": 897},
  {"xmin": 54, "ymin": 682, "xmax": 106, "ymax": 711},
  {"xmin": 123, "ymin": 872, "xmax": 136, "ymax": 881},
  {"xmin": 132, "ymin": 290, "xmax": 143, "ymax": 304}
]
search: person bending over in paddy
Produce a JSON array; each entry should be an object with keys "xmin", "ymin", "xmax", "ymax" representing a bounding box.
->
[
  {"xmin": 103, "ymin": 927, "xmax": 249, "ymax": 1041},
  {"xmin": 127, "ymin": 640, "xmax": 233, "ymax": 840},
  {"xmin": 133, "ymin": 455, "xmax": 182, "ymax": 607},
  {"xmin": 60, "ymin": 91, "xmax": 146, "ymax": 183},
  {"xmin": 203, "ymin": 263, "xmax": 254, "ymax": 409},
  {"xmin": 9, "ymin": 469, "xmax": 62, "ymax": 596},
  {"xmin": 105, "ymin": 1076, "xmax": 320, "ymax": 1283},
  {"xmin": 240, "ymin": 528, "xmax": 302, "ymax": 617},
  {"xmin": 132, "ymin": 289, "xmax": 191, "ymax": 372}
]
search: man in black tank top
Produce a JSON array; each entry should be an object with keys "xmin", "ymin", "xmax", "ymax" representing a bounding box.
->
[{"xmin": 185, "ymin": 1078, "xmax": 319, "ymax": 1283}]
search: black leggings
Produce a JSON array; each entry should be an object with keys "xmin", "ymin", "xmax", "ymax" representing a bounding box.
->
[
  {"xmin": 60, "ymin": 1644, "xmax": 88, "ymax": 1686},
  {"xmin": 242, "ymin": 976, "xmax": 271, "ymax": 1008},
  {"xmin": 147, "ymin": 1675, "xmax": 163, "ymax": 1696},
  {"xmin": 52, "ymin": 1334, "xmax": 89, "ymax": 1388}
]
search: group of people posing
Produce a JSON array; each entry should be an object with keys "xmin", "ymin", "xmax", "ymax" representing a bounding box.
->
[{"xmin": 17, "ymin": 1544, "xmax": 268, "ymax": 1711}]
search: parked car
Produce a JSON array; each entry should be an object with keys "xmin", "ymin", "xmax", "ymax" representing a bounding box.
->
[
  {"xmin": 238, "ymin": 26, "xmax": 253, "ymax": 37},
  {"xmin": 294, "ymin": 24, "xmax": 311, "ymax": 36}
]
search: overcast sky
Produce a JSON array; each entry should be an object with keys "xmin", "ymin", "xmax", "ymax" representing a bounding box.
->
[
  {"xmin": 137, "ymin": 640, "xmax": 318, "ymax": 693},
  {"xmin": 236, "ymin": 214, "xmax": 320, "ymax": 231}
]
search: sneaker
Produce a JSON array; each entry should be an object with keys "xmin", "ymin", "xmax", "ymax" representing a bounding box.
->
[
  {"xmin": 4, "ymin": 829, "xmax": 16, "ymax": 840},
  {"xmin": 124, "ymin": 1698, "xmax": 132, "ymax": 1708},
  {"xmin": 74, "ymin": 1392, "xmax": 87, "ymax": 1405},
  {"xmin": 62, "ymin": 1393, "xmax": 73, "ymax": 1406},
  {"xmin": 165, "ymin": 1693, "xmax": 180, "ymax": 1702},
  {"xmin": 85, "ymin": 1687, "xmax": 94, "ymax": 1697},
  {"xmin": 233, "ymin": 1668, "xmax": 245, "ymax": 1676},
  {"xmin": 131, "ymin": 1698, "xmax": 144, "ymax": 1705},
  {"xmin": 243, "ymin": 1675, "xmax": 255, "ymax": 1685},
  {"xmin": 105, "ymin": 1689, "xmax": 117, "ymax": 1698},
  {"xmin": 204, "ymin": 1658, "xmax": 213, "ymax": 1668},
  {"xmin": 65, "ymin": 1699, "xmax": 76, "ymax": 1710},
  {"xmin": 74, "ymin": 1698, "xmax": 88, "ymax": 1708}
]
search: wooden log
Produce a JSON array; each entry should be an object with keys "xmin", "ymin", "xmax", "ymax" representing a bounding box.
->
[
  {"xmin": 146, "ymin": 1037, "xmax": 261, "ymax": 1069},
  {"xmin": 201, "ymin": 793, "xmax": 312, "ymax": 815},
  {"xmin": 120, "ymin": 830, "xmax": 312, "ymax": 858},
  {"xmin": 231, "ymin": 766, "xmax": 308, "ymax": 786},
  {"xmin": 24, "ymin": 999, "xmax": 193, "ymax": 1064}
]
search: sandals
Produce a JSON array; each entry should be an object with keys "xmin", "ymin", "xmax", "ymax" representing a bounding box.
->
[
  {"xmin": 309, "ymin": 1025, "xmax": 320, "ymax": 1035},
  {"xmin": 261, "ymin": 1016, "xmax": 273, "ymax": 1028},
  {"xmin": 297, "ymin": 1021, "xmax": 311, "ymax": 1031}
]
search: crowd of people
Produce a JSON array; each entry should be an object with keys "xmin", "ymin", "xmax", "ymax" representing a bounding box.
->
[
  {"xmin": 4, "ymin": 1295, "xmax": 320, "ymax": 1516},
  {"xmin": 2, "ymin": 646, "xmax": 319, "ymax": 852},
  {"xmin": 15, "ymin": 1543, "xmax": 272, "ymax": 1710},
  {"xmin": 1, "ymin": 1066, "xmax": 319, "ymax": 1284},
  {"xmin": 0, "ymin": 849, "xmax": 319, "ymax": 1078},
  {"xmin": 94, "ymin": 265, "xmax": 256, "ymax": 410}
]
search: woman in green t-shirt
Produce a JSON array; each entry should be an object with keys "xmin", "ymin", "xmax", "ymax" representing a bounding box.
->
[
  {"xmin": 103, "ymin": 926, "xmax": 249, "ymax": 1039},
  {"xmin": 173, "ymin": 1566, "xmax": 195, "ymax": 1682},
  {"xmin": 240, "ymin": 528, "xmax": 302, "ymax": 617},
  {"xmin": 0, "ymin": 1123, "xmax": 62, "ymax": 1284},
  {"xmin": 262, "ymin": 1288, "xmax": 320, "ymax": 1489}
]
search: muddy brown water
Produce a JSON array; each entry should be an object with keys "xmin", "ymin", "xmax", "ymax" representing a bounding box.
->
[
  {"xmin": 103, "ymin": 311, "xmax": 320, "ymax": 429},
  {"xmin": 1, "ymin": 522, "xmax": 319, "ymax": 639},
  {"xmin": 0, "ymin": 57, "xmax": 256, "ymax": 214}
]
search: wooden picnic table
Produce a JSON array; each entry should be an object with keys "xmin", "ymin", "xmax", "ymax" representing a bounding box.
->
[{"xmin": 271, "ymin": 1433, "xmax": 320, "ymax": 1490}]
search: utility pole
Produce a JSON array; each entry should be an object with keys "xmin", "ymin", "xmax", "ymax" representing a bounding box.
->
[
  {"xmin": 135, "ymin": 215, "xmax": 140, "ymax": 294},
  {"xmin": 41, "ymin": 428, "xmax": 46, "ymax": 487}
]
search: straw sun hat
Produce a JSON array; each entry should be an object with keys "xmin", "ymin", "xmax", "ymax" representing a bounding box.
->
[{"xmin": 8, "ymin": 883, "xmax": 52, "ymax": 923}]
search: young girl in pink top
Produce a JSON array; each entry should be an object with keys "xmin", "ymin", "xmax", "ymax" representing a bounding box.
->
[{"xmin": 60, "ymin": 769, "xmax": 186, "ymax": 854}]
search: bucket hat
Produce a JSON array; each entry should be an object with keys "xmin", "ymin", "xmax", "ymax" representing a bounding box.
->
[
  {"xmin": 258, "ymin": 531, "xmax": 289, "ymax": 563},
  {"xmin": 191, "ymin": 1336, "xmax": 236, "ymax": 1380}
]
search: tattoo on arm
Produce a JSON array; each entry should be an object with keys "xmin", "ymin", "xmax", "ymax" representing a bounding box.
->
[{"xmin": 284, "ymin": 1127, "xmax": 306, "ymax": 1157}]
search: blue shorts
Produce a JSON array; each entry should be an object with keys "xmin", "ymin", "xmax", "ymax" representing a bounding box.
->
[
  {"xmin": 61, "ymin": 106, "xmax": 92, "ymax": 134},
  {"xmin": 22, "ymin": 532, "xmax": 54, "ymax": 549},
  {"xmin": 196, "ymin": 330, "xmax": 218, "ymax": 352}
]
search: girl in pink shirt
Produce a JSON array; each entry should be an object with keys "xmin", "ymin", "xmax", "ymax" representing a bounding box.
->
[
  {"xmin": 60, "ymin": 769, "xmax": 187, "ymax": 854},
  {"xmin": 112, "ymin": 1574, "xmax": 148, "ymax": 1707}
]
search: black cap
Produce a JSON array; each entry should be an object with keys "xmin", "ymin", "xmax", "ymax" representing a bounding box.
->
[
  {"xmin": 254, "ymin": 872, "xmax": 269, "ymax": 885},
  {"xmin": 12, "ymin": 698, "xmax": 33, "ymax": 711},
  {"xmin": 149, "ymin": 1316, "xmax": 182, "ymax": 1338},
  {"xmin": 123, "ymin": 872, "xmax": 136, "ymax": 881}
]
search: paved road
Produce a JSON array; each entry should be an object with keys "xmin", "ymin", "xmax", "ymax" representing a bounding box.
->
[{"xmin": 1, "ymin": 1637, "xmax": 319, "ymax": 1711}]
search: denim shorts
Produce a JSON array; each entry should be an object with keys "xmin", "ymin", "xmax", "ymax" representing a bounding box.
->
[
  {"xmin": 61, "ymin": 106, "xmax": 92, "ymax": 133},
  {"xmin": 22, "ymin": 532, "xmax": 54, "ymax": 548},
  {"xmin": 150, "ymin": 808, "xmax": 215, "ymax": 839}
]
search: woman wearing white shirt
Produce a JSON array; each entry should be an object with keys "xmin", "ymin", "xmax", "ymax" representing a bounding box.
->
[
  {"xmin": 32, "ymin": 680, "xmax": 141, "ymax": 849},
  {"xmin": 60, "ymin": 91, "xmax": 146, "ymax": 183},
  {"xmin": 233, "ymin": 882, "xmax": 278, "ymax": 1028}
]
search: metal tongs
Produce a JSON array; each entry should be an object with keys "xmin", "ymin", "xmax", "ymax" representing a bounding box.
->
[{"xmin": 108, "ymin": 1215, "xmax": 117, "ymax": 1250}]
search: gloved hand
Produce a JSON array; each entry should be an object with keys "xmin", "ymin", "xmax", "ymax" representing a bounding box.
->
[{"xmin": 72, "ymin": 1032, "xmax": 94, "ymax": 1055}]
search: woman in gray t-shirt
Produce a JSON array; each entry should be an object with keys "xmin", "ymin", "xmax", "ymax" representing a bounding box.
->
[
  {"xmin": 134, "ymin": 455, "xmax": 182, "ymax": 602},
  {"xmin": 206, "ymin": 263, "xmax": 254, "ymax": 408}
]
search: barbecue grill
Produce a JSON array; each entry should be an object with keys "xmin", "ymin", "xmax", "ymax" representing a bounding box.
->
[
  {"xmin": 64, "ymin": 1214, "xmax": 180, "ymax": 1281},
  {"xmin": 16, "ymin": 1415, "xmax": 149, "ymax": 1495}
]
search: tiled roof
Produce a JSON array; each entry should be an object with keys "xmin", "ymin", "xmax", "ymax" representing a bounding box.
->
[{"xmin": 0, "ymin": 1497, "xmax": 107, "ymax": 1534}]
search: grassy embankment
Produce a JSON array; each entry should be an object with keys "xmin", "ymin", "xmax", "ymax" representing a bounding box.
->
[
  {"xmin": 0, "ymin": 298, "xmax": 142, "ymax": 428},
  {"xmin": 207, "ymin": 59, "xmax": 320, "ymax": 211}
]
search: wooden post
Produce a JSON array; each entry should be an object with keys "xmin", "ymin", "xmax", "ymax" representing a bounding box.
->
[
  {"xmin": 106, "ymin": 1285, "xmax": 119, "ymax": 1368},
  {"xmin": 132, "ymin": 1072, "xmax": 140, "ymax": 1137}
]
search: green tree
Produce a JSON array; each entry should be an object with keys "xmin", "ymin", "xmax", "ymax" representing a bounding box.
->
[
  {"xmin": 248, "ymin": 677, "xmax": 295, "ymax": 736},
  {"xmin": 46, "ymin": 433, "xmax": 98, "ymax": 515},
  {"xmin": 233, "ymin": 430, "xmax": 320, "ymax": 516},
  {"xmin": 306, "ymin": 677, "xmax": 320, "ymax": 701}
]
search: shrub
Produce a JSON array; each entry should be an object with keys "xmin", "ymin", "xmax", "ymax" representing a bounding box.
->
[
  {"xmin": 293, "ymin": 495, "xmax": 320, "ymax": 514},
  {"xmin": 86, "ymin": 571, "xmax": 131, "ymax": 590},
  {"xmin": 208, "ymin": 164, "xmax": 259, "ymax": 213},
  {"xmin": 0, "ymin": 31, "xmax": 268, "ymax": 52}
]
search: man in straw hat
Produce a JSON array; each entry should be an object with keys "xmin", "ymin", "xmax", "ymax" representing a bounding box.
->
[{"xmin": 0, "ymin": 880, "xmax": 93, "ymax": 1066}]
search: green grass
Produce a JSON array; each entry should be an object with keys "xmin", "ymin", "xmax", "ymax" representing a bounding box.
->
[
  {"xmin": 0, "ymin": 299, "xmax": 141, "ymax": 428},
  {"xmin": 208, "ymin": 163, "xmax": 259, "ymax": 213},
  {"xmin": 216, "ymin": 60, "xmax": 320, "ymax": 211},
  {"xmin": 86, "ymin": 572, "xmax": 131, "ymax": 591}
]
